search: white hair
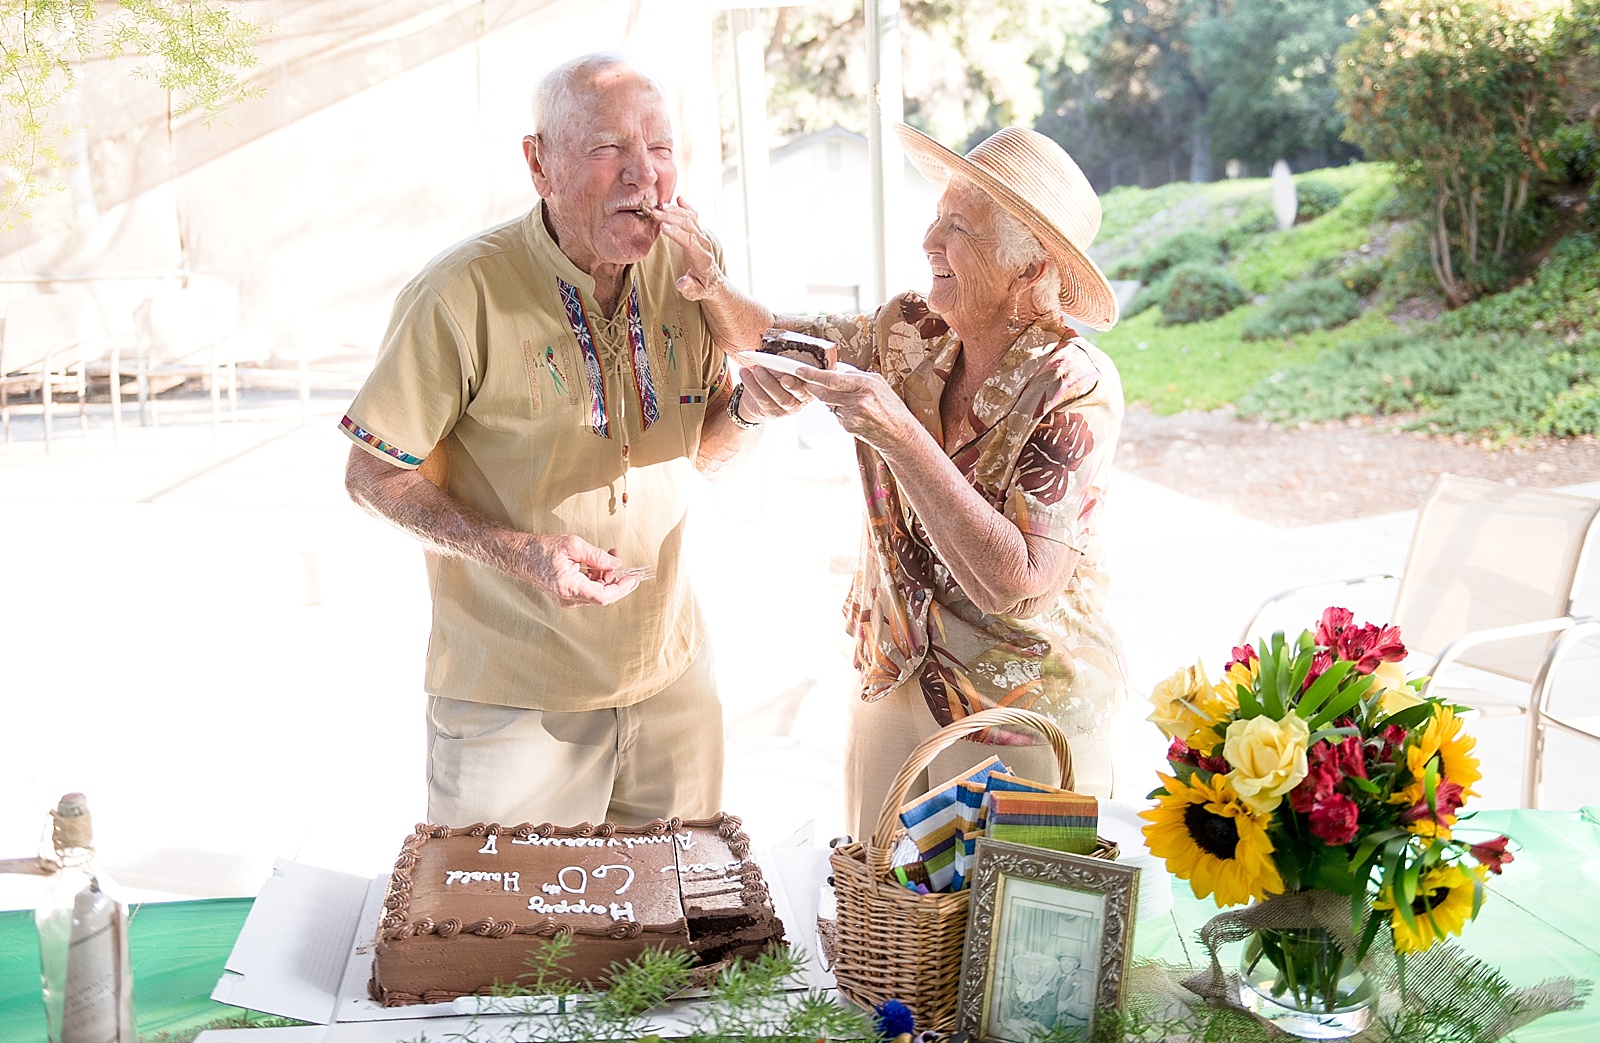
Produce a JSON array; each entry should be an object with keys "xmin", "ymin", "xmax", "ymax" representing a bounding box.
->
[
  {"xmin": 532, "ymin": 53, "xmax": 665, "ymax": 151},
  {"xmin": 987, "ymin": 196, "xmax": 1064, "ymax": 316}
]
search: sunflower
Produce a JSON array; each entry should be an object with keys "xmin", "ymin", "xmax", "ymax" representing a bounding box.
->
[
  {"xmin": 1374, "ymin": 863, "xmax": 1487, "ymax": 954},
  {"xmin": 1394, "ymin": 705, "xmax": 1483, "ymax": 809},
  {"xmin": 1140, "ymin": 772, "xmax": 1284, "ymax": 907}
]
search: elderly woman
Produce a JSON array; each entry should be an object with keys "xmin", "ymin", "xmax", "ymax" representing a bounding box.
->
[{"xmin": 661, "ymin": 125, "xmax": 1125, "ymax": 842}]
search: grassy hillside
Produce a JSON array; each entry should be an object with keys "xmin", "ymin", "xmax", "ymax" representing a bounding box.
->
[{"xmin": 1090, "ymin": 163, "xmax": 1600, "ymax": 439}]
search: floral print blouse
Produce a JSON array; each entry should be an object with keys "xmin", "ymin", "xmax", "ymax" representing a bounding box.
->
[{"xmin": 792, "ymin": 293, "xmax": 1126, "ymax": 743}]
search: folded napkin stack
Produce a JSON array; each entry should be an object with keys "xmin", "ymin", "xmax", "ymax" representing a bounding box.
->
[{"xmin": 985, "ymin": 790, "xmax": 1101, "ymax": 856}]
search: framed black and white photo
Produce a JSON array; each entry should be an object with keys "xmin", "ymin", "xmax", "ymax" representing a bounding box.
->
[{"xmin": 956, "ymin": 839, "xmax": 1139, "ymax": 1043}]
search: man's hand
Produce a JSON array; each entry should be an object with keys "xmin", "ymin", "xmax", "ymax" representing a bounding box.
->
[
  {"xmin": 521, "ymin": 534, "xmax": 644, "ymax": 608},
  {"xmin": 653, "ymin": 197, "xmax": 726, "ymax": 301},
  {"xmin": 346, "ymin": 447, "xmax": 643, "ymax": 609},
  {"xmin": 734, "ymin": 363, "xmax": 813, "ymax": 422}
]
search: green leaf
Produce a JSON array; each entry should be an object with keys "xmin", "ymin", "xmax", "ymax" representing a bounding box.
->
[
  {"xmin": 1310, "ymin": 674, "xmax": 1376, "ymax": 729},
  {"xmin": 1379, "ymin": 701, "xmax": 1438, "ymax": 732},
  {"xmin": 1297, "ymin": 659, "xmax": 1355, "ymax": 719}
]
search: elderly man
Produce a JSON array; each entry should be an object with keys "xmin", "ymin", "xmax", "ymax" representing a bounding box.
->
[{"xmin": 341, "ymin": 53, "xmax": 765, "ymax": 828}]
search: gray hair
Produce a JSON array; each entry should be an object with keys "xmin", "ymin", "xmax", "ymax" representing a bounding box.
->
[{"xmin": 532, "ymin": 53, "xmax": 665, "ymax": 151}]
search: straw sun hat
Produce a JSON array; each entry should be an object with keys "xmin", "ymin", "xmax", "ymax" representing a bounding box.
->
[{"xmin": 895, "ymin": 123, "xmax": 1119, "ymax": 331}]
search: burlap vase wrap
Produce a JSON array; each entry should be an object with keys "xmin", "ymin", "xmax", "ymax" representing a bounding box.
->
[{"xmin": 1165, "ymin": 889, "xmax": 1588, "ymax": 1041}]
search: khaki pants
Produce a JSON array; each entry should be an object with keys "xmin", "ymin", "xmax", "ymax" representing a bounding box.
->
[
  {"xmin": 842, "ymin": 673, "xmax": 1116, "ymax": 844},
  {"xmin": 426, "ymin": 642, "xmax": 722, "ymax": 827}
]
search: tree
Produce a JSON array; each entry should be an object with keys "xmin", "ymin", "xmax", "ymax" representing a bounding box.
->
[
  {"xmin": 1337, "ymin": 0, "xmax": 1571, "ymax": 305},
  {"xmin": 0, "ymin": 0, "xmax": 261, "ymax": 229},
  {"xmin": 1062, "ymin": 0, "xmax": 1364, "ymax": 186},
  {"xmin": 761, "ymin": 0, "xmax": 1106, "ymax": 149}
]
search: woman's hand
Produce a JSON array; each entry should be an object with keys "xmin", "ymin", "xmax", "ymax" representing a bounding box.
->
[
  {"xmin": 794, "ymin": 362, "xmax": 915, "ymax": 449},
  {"xmin": 737, "ymin": 363, "xmax": 813, "ymax": 422}
]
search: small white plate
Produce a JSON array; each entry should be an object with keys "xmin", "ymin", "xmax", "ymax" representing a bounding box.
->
[{"xmin": 734, "ymin": 350, "xmax": 823, "ymax": 377}]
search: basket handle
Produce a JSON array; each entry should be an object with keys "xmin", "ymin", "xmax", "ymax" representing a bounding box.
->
[{"xmin": 867, "ymin": 706, "xmax": 1075, "ymax": 878}]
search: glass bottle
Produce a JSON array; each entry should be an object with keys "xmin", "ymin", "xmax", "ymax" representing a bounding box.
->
[{"xmin": 35, "ymin": 793, "xmax": 134, "ymax": 1043}]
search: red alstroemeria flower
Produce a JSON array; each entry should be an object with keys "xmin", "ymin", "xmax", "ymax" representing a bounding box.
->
[
  {"xmin": 1226, "ymin": 644, "xmax": 1259, "ymax": 672},
  {"xmin": 1470, "ymin": 836, "xmax": 1515, "ymax": 875},
  {"xmin": 1400, "ymin": 779, "xmax": 1466, "ymax": 825},
  {"xmin": 1379, "ymin": 724, "xmax": 1408, "ymax": 763},
  {"xmin": 1302, "ymin": 650, "xmax": 1333, "ymax": 691},
  {"xmin": 1334, "ymin": 734, "xmax": 1368, "ymax": 780},
  {"xmin": 1198, "ymin": 753, "xmax": 1231, "ymax": 774},
  {"xmin": 1309, "ymin": 792, "xmax": 1361, "ymax": 846},
  {"xmin": 1334, "ymin": 622, "xmax": 1410, "ymax": 674},
  {"xmin": 1289, "ymin": 748, "xmax": 1343, "ymax": 813},
  {"xmin": 1167, "ymin": 736, "xmax": 1200, "ymax": 767},
  {"xmin": 1315, "ymin": 607, "xmax": 1356, "ymax": 647}
]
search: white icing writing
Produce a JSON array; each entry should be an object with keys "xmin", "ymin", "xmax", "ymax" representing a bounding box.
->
[
  {"xmin": 525, "ymin": 896, "xmax": 638, "ymax": 922},
  {"xmin": 593, "ymin": 864, "xmax": 635, "ymax": 894},
  {"xmin": 674, "ymin": 830, "xmax": 696, "ymax": 851},
  {"xmin": 511, "ymin": 832, "xmax": 689, "ymax": 850},
  {"xmin": 668, "ymin": 859, "xmax": 743, "ymax": 875},
  {"xmin": 444, "ymin": 870, "xmax": 521, "ymax": 892},
  {"xmin": 538, "ymin": 864, "xmax": 636, "ymax": 897},
  {"xmin": 478, "ymin": 834, "xmax": 499, "ymax": 856}
]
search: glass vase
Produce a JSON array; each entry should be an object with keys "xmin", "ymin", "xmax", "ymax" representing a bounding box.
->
[{"xmin": 1238, "ymin": 925, "xmax": 1373, "ymax": 1039}]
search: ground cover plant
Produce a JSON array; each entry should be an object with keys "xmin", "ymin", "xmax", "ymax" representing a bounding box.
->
[{"xmin": 1093, "ymin": 160, "xmax": 1600, "ymax": 436}]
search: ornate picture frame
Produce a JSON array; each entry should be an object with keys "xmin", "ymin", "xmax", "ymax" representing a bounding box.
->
[{"xmin": 956, "ymin": 839, "xmax": 1140, "ymax": 1043}]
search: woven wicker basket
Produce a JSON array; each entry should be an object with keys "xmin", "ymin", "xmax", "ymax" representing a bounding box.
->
[{"xmin": 828, "ymin": 706, "xmax": 1119, "ymax": 1031}]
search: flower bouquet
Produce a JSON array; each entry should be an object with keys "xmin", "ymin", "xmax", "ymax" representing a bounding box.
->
[{"xmin": 1139, "ymin": 608, "xmax": 1512, "ymax": 1037}]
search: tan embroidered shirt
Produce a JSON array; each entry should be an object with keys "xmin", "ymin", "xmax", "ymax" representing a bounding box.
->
[{"xmin": 342, "ymin": 204, "xmax": 726, "ymax": 711}]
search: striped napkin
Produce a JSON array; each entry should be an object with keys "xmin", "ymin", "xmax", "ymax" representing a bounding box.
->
[
  {"xmin": 897, "ymin": 756, "xmax": 1009, "ymax": 892},
  {"xmin": 985, "ymin": 790, "xmax": 1100, "ymax": 855}
]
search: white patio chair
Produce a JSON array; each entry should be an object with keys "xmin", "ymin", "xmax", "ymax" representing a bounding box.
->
[
  {"xmin": 1, "ymin": 294, "xmax": 106, "ymax": 450},
  {"xmin": 1241, "ymin": 473, "xmax": 1600, "ymax": 808},
  {"xmin": 117, "ymin": 276, "xmax": 244, "ymax": 434}
]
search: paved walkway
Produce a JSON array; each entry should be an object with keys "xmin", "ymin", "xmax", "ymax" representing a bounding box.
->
[{"xmin": 2, "ymin": 390, "xmax": 1597, "ymax": 907}]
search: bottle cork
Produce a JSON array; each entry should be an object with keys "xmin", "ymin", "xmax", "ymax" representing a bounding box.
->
[{"xmin": 52, "ymin": 793, "xmax": 93, "ymax": 854}]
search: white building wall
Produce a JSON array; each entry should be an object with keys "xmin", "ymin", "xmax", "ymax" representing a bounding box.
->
[{"xmin": 722, "ymin": 129, "xmax": 939, "ymax": 318}]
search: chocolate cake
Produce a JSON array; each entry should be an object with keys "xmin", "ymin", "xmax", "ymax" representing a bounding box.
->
[
  {"xmin": 760, "ymin": 329, "xmax": 837, "ymax": 369},
  {"xmin": 369, "ymin": 814, "xmax": 785, "ymax": 1006}
]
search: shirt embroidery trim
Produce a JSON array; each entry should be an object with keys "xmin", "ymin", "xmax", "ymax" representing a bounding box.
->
[
  {"xmin": 557, "ymin": 277, "xmax": 610, "ymax": 437},
  {"xmin": 626, "ymin": 282, "xmax": 659, "ymax": 430},
  {"xmin": 340, "ymin": 415, "xmax": 424, "ymax": 466}
]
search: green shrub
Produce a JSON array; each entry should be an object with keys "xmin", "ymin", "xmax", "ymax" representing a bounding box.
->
[
  {"xmin": 1338, "ymin": 261, "xmax": 1386, "ymax": 297},
  {"xmin": 1137, "ymin": 229, "xmax": 1224, "ymax": 284},
  {"xmin": 1552, "ymin": 123, "xmax": 1600, "ymax": 185},
  {"xmin": 1241, "ymin": 278, "xmax": 1362, "ymax": 340},
  {"xmin": 1221, "ymin": 207, "xmax": 1278, "ymax": 251},
  {"xmin": 1123, "ymin": 274, "xmax": 1170, "ymax": 317},
  {"xmin": 1431, "ymin": 232, "xmax": 1600, "ymax": 337},
  {"xmin": 1293, "ymin": 177, "xmax": 1346, "ymax": 221},
  {"xmin": 1158, "ymin": 262, "xmax": 1246, "ymax": 325},
  {"xmin": 1540, "ymin": 382, "xmax": 1600, "ymax": 436},
  {"xmin": 1239, "ymin": 329, "xmax": 1600, "ymax": 437}
]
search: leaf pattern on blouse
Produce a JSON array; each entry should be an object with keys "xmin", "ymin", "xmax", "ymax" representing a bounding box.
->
[
  {"xmin": 899, "ymin": 293, "xmax": 951, "ymax": 341},
  {"xmin": 1016, "ymin": 411, "xmax": 1094, "ymax": 506}
]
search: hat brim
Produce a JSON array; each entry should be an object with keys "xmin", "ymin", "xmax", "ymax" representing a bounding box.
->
[{"xmin": 895, "ymin": 124, "xmax": 1119, "ymax": 332}]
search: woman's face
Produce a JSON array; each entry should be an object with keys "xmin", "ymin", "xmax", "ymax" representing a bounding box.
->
[{"xmin": 922, "ymin": 181, "xmax": 1017, "ymax": 337}]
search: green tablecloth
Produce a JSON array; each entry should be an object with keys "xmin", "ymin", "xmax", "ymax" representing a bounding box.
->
[
  {"xmin": 0, "ymin": 898, "xmax": 254, "ymax": 1043},
  {"xmin": 0, "ymin": 808, "xmax": 1595, "ymax": 1042}
]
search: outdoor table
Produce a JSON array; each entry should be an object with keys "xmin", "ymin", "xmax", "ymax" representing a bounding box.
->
[{"xmin": 1, "ymin": 807, "xmax": 1595, "ymax": 1042}]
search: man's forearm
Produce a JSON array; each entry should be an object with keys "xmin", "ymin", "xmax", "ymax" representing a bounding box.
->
[
  {"xmin": 698, "ymin": 278, "xmax": 773, "ymax": 353},
  {"xmin": 695, "ymin": 379, "xmax": 762, "ymax": 478}
]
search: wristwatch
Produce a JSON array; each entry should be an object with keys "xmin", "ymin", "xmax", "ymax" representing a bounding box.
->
[{"xmin": 727, "ymin": 384, "xmax": 762, "ymax": 430}]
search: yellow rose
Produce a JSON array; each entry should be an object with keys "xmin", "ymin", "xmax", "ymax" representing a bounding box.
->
[
  {"xmin": 1148, "ymin": 660, "xmax": 1214, "ymax": 740},
  {"xmin": 1223, "ymin": 714, "xmax": 1311, "ymax": 814},
  {"xmin": 1372, "ymin": 660, "xmax": 1421, "ymax": 715}
]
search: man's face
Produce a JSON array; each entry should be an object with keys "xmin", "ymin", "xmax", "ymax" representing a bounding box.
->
[{"xmin": 526, "ymin": 71, "xmax": 677, "ymax": 274}]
